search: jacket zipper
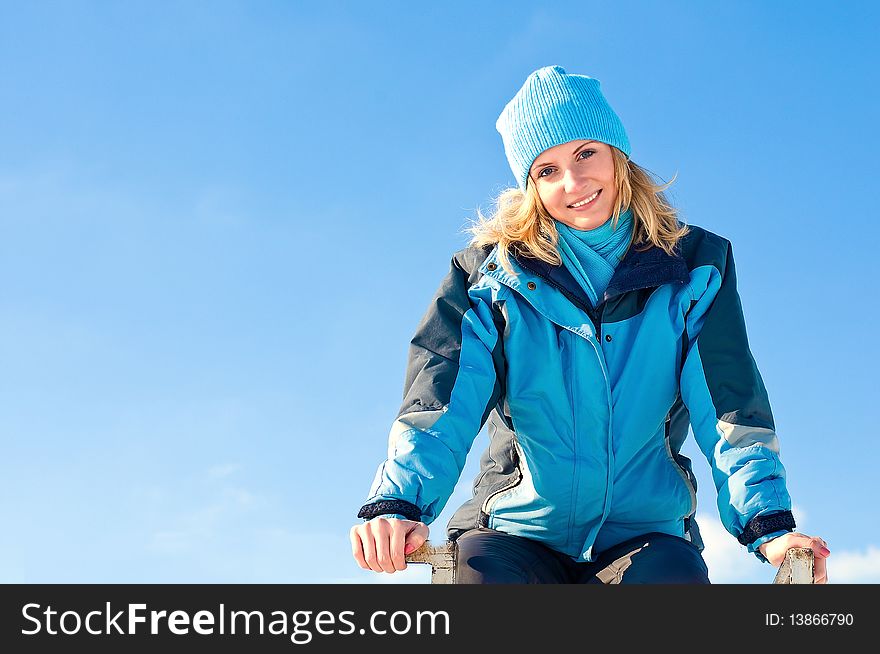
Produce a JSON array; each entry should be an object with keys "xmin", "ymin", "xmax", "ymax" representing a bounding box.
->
[
  {"xmin": 520, "ymin": 265, "xmax": 616, "ymax": 550},
  {"xmin": 582, "ymin": 331, "xmax": 615, "ymax": 549},
  {"xmin": 565, "ymin": 331, "xmax": 580, "ymax": 545}
]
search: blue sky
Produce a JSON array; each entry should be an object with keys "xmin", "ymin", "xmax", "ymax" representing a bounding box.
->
[{"xmin": 1, "ymin": 1, "xmax": 878, "ymax": 584}]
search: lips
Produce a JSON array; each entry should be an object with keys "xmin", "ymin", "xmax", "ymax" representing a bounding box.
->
[{"xmin": 568, "ymin": 189, "xmax": 601, "ymax": 208}]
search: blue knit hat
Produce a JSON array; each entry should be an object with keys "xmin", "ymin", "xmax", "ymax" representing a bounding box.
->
[{"xmin": 496, "ymin": 65, "xmax": 631, "ymax": 192}]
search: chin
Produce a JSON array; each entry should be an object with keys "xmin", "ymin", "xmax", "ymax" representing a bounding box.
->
[{"xmin": 568, "ymin": 212, "xmax": 606, "ymax": 226}]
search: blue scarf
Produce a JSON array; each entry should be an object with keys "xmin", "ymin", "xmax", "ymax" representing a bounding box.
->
[{"xmin": 555, "ymin": 207, "xmax": 634, "ymax": 307}]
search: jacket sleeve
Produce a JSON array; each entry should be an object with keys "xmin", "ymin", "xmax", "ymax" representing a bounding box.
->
[
  {"xmin": 679, "ymin": 238, "xmax": 795, "ymax": 563},
  {"xmin": 357, "ymin": 251, "xmax": 503, "ymax": 525}
]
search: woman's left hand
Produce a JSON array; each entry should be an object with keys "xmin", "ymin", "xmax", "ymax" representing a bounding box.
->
[{"xmin": 759, "ymin": 532, "xmax": 830, "ymax": 584}]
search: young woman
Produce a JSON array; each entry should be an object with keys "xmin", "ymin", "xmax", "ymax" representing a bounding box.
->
[{"xmin": 350, "ymin": 65, "xmax": 830, "ymax": 583}]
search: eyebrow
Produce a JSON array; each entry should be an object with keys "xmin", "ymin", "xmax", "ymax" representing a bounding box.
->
[{"xmin": 531, "ymin": 141, "xmax": 597, "ymax": 173}]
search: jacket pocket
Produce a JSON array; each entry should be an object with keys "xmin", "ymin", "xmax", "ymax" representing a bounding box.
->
[{"xmin": 478, "ymin": 439, "xmax": 523, "ymax": 528}]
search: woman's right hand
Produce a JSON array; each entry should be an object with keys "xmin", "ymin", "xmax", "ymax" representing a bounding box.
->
[{"xmin": 350, "ymin": 517, "xmax": 430, "ymax": 573}]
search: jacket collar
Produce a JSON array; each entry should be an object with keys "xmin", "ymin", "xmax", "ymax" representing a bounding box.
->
[{"xmin": 512, "ymin": 240, "xmax": 690, "ymax": 309}]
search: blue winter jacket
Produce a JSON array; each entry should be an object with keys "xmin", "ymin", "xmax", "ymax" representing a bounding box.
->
[{"xmin": 358, "ymin": 224, "xmax": 795, "ymax": 563}]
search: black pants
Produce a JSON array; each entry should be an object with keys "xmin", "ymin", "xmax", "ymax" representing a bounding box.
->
[{"xmin": 454, "ymin": 528, "xmax": 711, "ymax": 584}]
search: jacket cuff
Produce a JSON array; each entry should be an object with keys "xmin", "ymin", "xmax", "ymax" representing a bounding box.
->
[
  {"xmin": 357, "ymin": 499, "xmax": 422, "ymax": 522},
  {"xmin": 737, "ymin": 510, "xmax": 796, "ymax": 547},
  {"xmin": 748, "ymin": 530, "xmax": 793, "ymax": 563},
  {"xmin": 373, "ymin": 513, "xmax": 410, "ymax": 521}
]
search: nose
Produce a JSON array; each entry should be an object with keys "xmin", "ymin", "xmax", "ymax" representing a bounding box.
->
[{"xmin": 562, "ymin": 166, "xmax": 588, "ymax": 194}]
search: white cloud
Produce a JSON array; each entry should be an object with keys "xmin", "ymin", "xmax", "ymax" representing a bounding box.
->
[
  {"xmin": 696, "ymin": 513, "xmax": 773, "ymax": 583},
  {"xmin": 822, "ymin": 546, "xmax": 880, "ymax": 583},
  {"xmin": 791, "ymin": 504, "xmax": 808, "ymax": 528},
  {"xmin": 327, "ymin": 566, "xmax": 431, "ymax": 584},
  {"xmin": 696, "ymin": 510, "xmax": 878, "ymax": 584}
]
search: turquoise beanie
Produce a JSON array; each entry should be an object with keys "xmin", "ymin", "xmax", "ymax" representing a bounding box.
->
[{"xmin": 495, "ymin": 65, "xmax": 631, "ymax": 192}]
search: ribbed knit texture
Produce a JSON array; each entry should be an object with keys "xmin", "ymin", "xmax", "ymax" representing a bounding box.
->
[
  {"xmin": 496, "ymin": 65, "xmax": 631, "ymax": 191},
  {"xmin": 555, "ymin": 208, "xmax": 634, "ymax": 307}
]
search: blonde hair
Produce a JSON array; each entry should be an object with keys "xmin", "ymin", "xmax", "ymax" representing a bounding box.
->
[{"xmin": 464, "ymin": 146, "xmax": 690, "ymax": 277}]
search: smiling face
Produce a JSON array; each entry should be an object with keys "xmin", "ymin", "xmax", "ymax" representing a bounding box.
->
[{"xmin": 528, "ymin": 139, "xmax": 620, "ymax": 231}]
